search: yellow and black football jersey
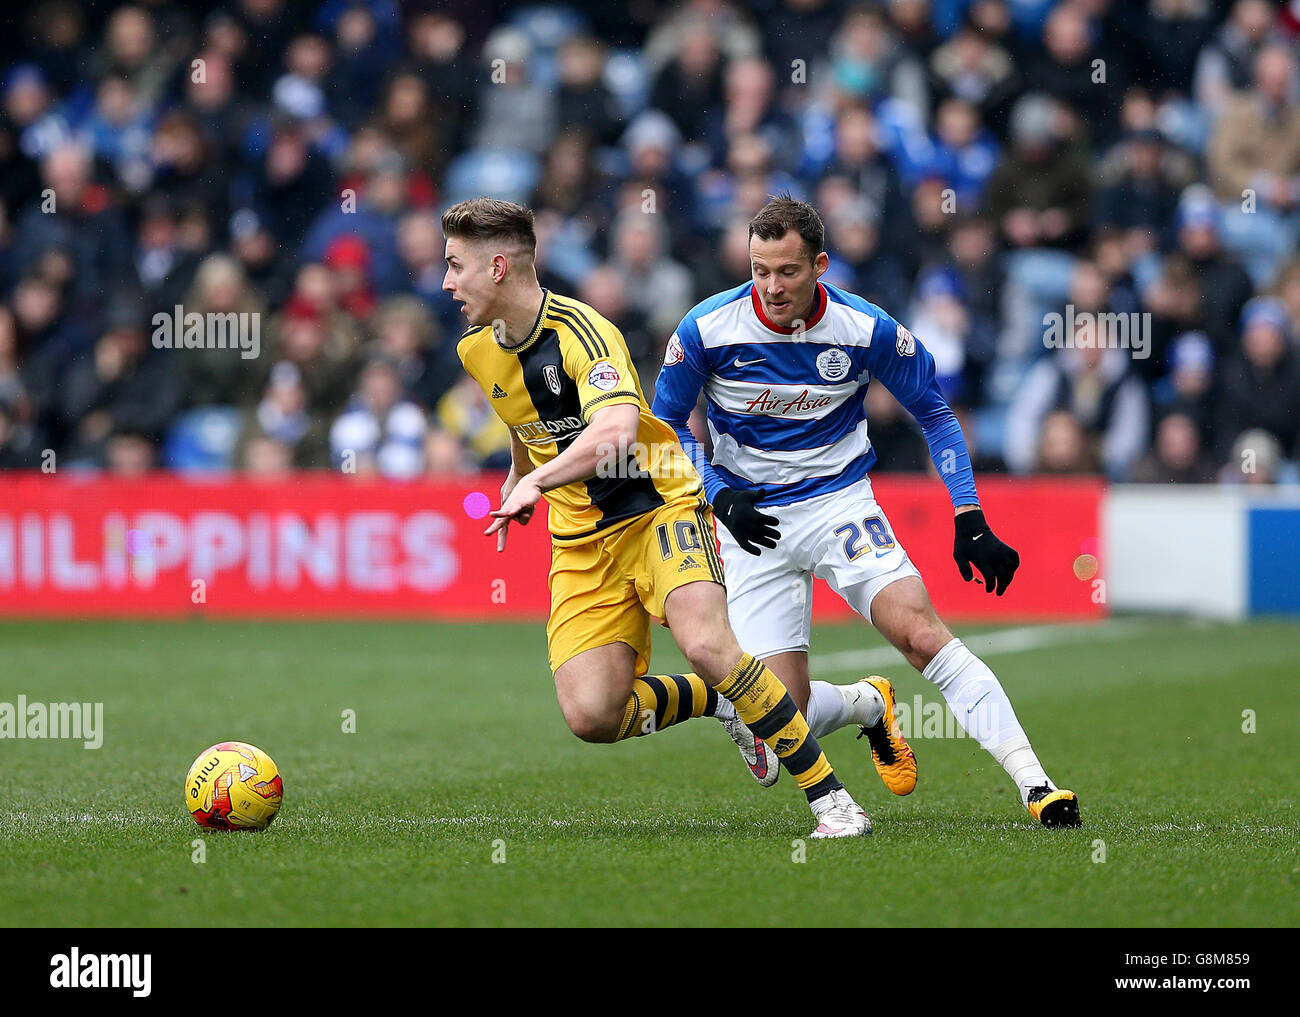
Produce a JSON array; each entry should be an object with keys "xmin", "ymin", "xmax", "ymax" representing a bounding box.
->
[{"xmin": 458, "ymin": 290, "xmax": 703, "ymax": 544}]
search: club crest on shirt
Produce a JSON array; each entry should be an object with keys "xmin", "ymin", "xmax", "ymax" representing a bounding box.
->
[
  {"xmin": 896, "ymin": 323, "xmax": 916, "ymax": 357},
  {"xmin": 815, "ymin": 347, "xmax": 852, "ymax": 382},
  {"xmin": 543, "ymin": 364, "xmax": 562, "ymax": 394},
  {"xmin": 586, "ymin": 361, "xmax": 620, "ymax": 391},
  {"xmin": 664, "ymin": 334, "xmax": 685, "ymax": 367}
]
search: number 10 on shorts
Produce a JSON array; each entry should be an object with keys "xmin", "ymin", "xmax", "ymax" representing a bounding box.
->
[
  {"xmin": 834, "ymin": 515, "xmax": 896, "ymax": 561},
  {"xmin": 656, "ymin": 520, "xmax": 704, "ymax": 559}
]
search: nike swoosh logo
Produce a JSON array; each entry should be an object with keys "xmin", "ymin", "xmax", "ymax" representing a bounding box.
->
[
  {"xmin": 971, "ymin": 533, "xmax": 983, "ymax": 542},
  {"xmin": 733, "ymin": 357, "xmax": 766, "ymax": 368},
  {"xmin": 967, "ymin": 691, "xmax": 991, "ymax": 714}
]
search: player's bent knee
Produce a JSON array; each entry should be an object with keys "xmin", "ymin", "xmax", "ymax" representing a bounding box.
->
[
  {"xmin": 561, "ymin": 705, "xmax": 621, "ymax": 744},
  {"xmin": 555, "ymin": 683, "xmax": 625, "ymax": 743},
  {"xmin": 904, "ymin": 618, "xmax": 953, "ymax": 668},
  {"xmin": 676, "ymin": 630, "xmax": 717, "ymax": 666},
  {"xmin": 677, "ymin": 626, "xmax": 743, "ymax": 683}
]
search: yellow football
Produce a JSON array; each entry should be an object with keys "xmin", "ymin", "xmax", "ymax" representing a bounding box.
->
[{"xmin": 184, "ymin": 741, "xmax": 283, "ymax": 831}]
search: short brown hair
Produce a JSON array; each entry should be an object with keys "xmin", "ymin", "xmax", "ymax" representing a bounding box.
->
[
  {"xmin": 749, "ymin": 193, "xmax": 825, "ymax": 260},
  {"xmin": 440, "ymin": 197, "xmax": 536, "ymax": 253}
]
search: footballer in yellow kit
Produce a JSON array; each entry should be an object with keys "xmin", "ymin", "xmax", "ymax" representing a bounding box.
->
[
  {"xmin": 442, "ymin": 195, "xmax": 876, "ymax": 840},
  {"xmin": 458, "ymin": 287, "xmax": 724, "ymax": 678}
]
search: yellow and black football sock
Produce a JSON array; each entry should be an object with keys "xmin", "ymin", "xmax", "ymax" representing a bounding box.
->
[
  {"xmin": 616, "ymin": 673, "xmax": 718, "ymax": 740},
  {"xmin": 714, "ymin": 653, "xmax": 842, "ymax": 803}
]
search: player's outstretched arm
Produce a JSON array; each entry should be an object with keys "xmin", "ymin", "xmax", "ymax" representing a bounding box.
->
[
  {"xmin": 485, "ymin": 403, "xmax": 640, "ymax": 548},
  {"xmin": 868, "ymin": 316, "xmax": 1019, "ymax": 594}
]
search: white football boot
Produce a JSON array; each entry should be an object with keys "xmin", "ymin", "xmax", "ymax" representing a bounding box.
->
[
  {"xmin": 718, "ymin": 714, "xmax": 779, "ymax": 787},
  {"xmin": 809, "ymin": 787, "xmax": 873, "ymax": 839}
]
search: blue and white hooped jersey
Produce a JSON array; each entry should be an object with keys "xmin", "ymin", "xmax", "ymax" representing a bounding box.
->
[{"xmin": 652, "ymin": 280, "xmax": 977, "ymax": 508}]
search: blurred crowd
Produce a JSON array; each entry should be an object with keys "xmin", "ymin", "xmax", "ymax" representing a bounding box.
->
[{"xmin": 1, "ymin": 0, "xmax": 1299, "ymax": 485}]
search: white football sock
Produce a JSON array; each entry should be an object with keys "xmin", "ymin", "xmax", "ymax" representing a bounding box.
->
[
  {"xmin": 838, "ymin": 680, "xmax": 885, "ymax": 729},
  {"xmin": 711, "ymin": 695, "xmax": 736, "ymax": 721},
  {"xmin": 804, "ymin": 680, "xmax": 885, "ymax": 737},
  {"xmin": 804, "ymin": 680, "xmax": 849, "ymax": 738},
  {"xmin": 922, "ymin": 637, "xmax": 1051, "ymax": 803},
  {"xmin": 993, "ymin": 738, "xmax": 1055, "ymax": 805}
]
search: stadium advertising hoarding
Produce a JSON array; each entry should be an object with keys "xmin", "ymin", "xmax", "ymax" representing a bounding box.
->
[{"xmin": 0, "ymin": 474, "xmax": 1103, "ymax": 619}]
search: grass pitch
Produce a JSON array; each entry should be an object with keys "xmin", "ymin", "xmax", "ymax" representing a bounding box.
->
[{"xmin": 0, "ymin": 616, "xmax": 1296, "ymax": 927}]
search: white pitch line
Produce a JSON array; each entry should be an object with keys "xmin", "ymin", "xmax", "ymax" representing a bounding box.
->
[{"xmin": 809, "ymin": 620, "xmax": 1143, "ymax": 675}]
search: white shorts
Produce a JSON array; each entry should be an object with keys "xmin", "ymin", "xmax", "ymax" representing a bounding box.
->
[{"xmin": 717, "ymin": 478, "xmax": 921, "ymax": 658}]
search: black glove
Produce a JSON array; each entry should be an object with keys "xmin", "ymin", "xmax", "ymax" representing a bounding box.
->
[
  {"xmin": 712, "ymin": 488, "xmax": 780, "ymax": 556},
  {"xmin": 953, "ymin": 508, "xmax": 1019, "ymax": 596}
]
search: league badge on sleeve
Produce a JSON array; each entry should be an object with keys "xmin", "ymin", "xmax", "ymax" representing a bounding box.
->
[
  {"xmin": 587, "ymin": 361, "xmax": 621, "ymax": 391},
  {"xmin": 664, "ymin": 334, "xmax": 685, "ymax": 367},
  {"xmin": 896, "ymin": 323, "xmax": 916, "ymax": 357}
]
